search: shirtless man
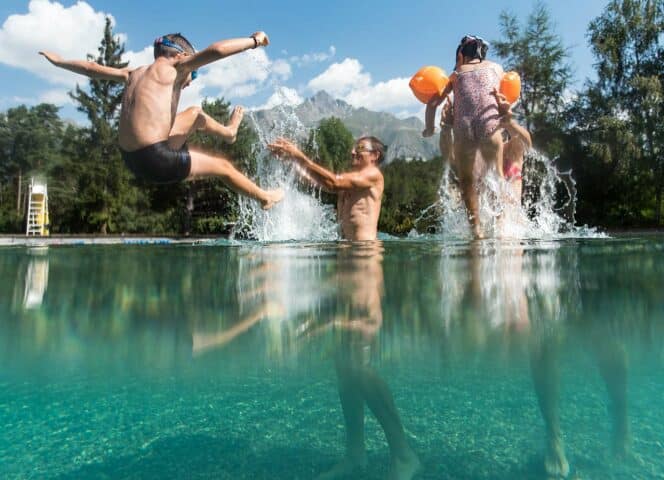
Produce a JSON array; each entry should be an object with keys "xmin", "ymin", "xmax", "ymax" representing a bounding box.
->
[
  {"xmin": 267, "ymin": 136, "xmax": 384, "ymax": 240},
  {"xmin": 40, "ymin": 32, "xmax": 283, "ymax": 209}
]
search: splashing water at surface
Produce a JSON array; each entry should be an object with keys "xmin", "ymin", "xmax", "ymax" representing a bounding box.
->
[
  {"xmin": 231, "ymin": 54, "xmax": 339, "ymax": 241},
  {"xmin": 413, "ymin": 150, "xmax": 605, "ymax": 240}
]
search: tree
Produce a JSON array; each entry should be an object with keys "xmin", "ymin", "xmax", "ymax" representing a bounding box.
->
[
  {"xmin": 0, "ymin": 104, "xmax": 64, "ymax": 230},
  {"xmin": 586, "ymin": 0, "xmax": 664, "ymax": 224},
  {"xmin": 304, "ymin": 117, "xmax": 355, "ymax": 172},
  {"xmin": 566, "ymin": 0, "xmax": 664, "ymax": 226},
  {"xmin": 493, "ymin": 1, "xmax": 572, "ymax": 155},
  {"xmin": 69, "ymin": 16, "xmax": 143, "ymax": 233}
]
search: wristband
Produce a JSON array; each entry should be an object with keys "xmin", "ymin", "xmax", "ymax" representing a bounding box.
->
[{"xmin": 250, "ymin": 35, "xmax": 259, "ymax": 49}]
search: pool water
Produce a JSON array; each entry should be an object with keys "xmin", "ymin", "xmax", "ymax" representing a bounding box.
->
[{"xmin": 1, "ymin": 236, "xmax": 662, "ymax": 479}]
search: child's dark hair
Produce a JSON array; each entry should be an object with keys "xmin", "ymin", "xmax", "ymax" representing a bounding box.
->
[
  {"xmin": 457, "ymin": 35, "xmax": 489, "ymax": 62},
  {"xmin": 358, "ymin": 136, "xmax": 386, "ymax": 165},
  {"xmin": 153, "ymin": 33, "xmax": 196, "ymax": 58}
]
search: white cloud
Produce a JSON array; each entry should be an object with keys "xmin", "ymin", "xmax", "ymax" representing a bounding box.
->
[
  {"xmin": 289, "ymin": 46, "xmax": 336, "ymax": 66},
  {"xmin": 307, "ymin": 58, "xmax": 419, "ymax": 113},
  {"xmin": 39, "ymin": 88, "xmax": 72, "ymax": 105},
  {"xmin": 0, "ymin": 0, "xmax": 115, "ymax": 86},
  {"xmin": 123, "ymin": 46, "xmax": 153, "ymax": 69},
  {"xmin": 307, "ymin": 58, "xmax": 370, "ymax": 98}
]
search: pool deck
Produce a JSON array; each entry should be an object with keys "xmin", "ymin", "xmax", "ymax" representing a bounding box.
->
[{"xmin": 0, "ymin": 234, "xmax": 224, "ymax": 246}]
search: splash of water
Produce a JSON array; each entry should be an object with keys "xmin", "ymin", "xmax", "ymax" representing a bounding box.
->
[
  {"xmin": 231, "ymin": 57, "xmax": 339, "ymax": 242},
  {"xmin": 413, "ymin": 150, "xmax": 604, "ymax": 240}
]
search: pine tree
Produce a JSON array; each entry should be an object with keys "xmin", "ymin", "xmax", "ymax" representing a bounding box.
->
[
  {"xmin": 70, "ymin": 17, "xmax": 141, "ymax": 233},
  {"xmin": 493, "ymin": 1, "xmax": 572, "ymax": 155}
]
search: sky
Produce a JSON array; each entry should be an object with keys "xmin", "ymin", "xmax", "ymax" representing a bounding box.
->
[{"xmin": 0, "ymin": 0, "xmax": 610, "ymax": 122}]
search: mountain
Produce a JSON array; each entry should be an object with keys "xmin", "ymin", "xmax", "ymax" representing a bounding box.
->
[{"xmin": 247, "ymin": 91, "xmax": 439, "ymax": 163}]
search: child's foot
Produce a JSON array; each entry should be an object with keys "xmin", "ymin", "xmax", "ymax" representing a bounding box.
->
[
  {"xmin": 261, "ymin": 188, "xmax": 284, "ymax": 210},
  {"xmin": 544, "ymin": 436, "xmax": 569, "ymax": 479},
  {"xmin": 316, "ymin": 455, "xmax": 367, "ymax": 480},
  {"xmin": 387, "ymin": 450, "xmax": 421, "ymax": 480},
  {"xmin": 226, "ymin": 106, "xmax": 244, "ymax": 144}
]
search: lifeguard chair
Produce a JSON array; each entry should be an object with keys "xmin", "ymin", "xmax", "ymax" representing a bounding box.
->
[{"xmin": 26, "ymin": 178, "xmax": 50, "ymax": 237}]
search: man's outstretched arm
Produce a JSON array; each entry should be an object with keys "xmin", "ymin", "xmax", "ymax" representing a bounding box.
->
[
  {"xmin": 268, "ymin": 138, "xmax": 380, "ymax": 192},
  {"xmin": 39, "ymin": 51, "xmax": 129, "ymax": 83}
]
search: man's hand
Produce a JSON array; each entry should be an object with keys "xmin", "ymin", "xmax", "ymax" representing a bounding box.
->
[
  {"xmin": 268, "ymin": 137, "xmax": 303, "ymax": 161},
  {"xmin": 422, "ymin": 127, "xmax": 435, "ymax": 138},
  {"xmin": 39, "ymin": 51, "xmax": 62, "ymax": 66},
  {"xmin": 251, "ymin": 32, "xmax": 269, "ymax": 47}
]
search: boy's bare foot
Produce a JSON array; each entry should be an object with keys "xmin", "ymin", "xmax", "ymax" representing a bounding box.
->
[
  {"xmin": 261, "ymin": 188, "xmax": 284, "ymax": 210},
  {"xmin": 226, "ymin": 106, "xmax": 244, "ymax": 144}
]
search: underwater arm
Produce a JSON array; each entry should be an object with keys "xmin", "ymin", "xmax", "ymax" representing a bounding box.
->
[{"xmin": 39, "ymin": 51, "xmax": 129, "ymax": 82}]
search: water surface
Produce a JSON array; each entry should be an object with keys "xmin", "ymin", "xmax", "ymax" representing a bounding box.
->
[{"xmin": 1, "ymin": 235, "xmax": 662, "ymax": 479}]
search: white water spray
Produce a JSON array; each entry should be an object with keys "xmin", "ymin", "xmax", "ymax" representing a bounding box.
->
[
  {"xmin": 231, "ymin": 55, "xmax": 339, "ymax": 242},
  {"xmin": 414, "ymin": 150, "xmax": 604, "ymax": 240}
]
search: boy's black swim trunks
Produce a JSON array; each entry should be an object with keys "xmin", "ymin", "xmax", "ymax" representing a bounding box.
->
[{"xmin": 120, "ymin": 141, "xmax": 191, "ymax": 184}]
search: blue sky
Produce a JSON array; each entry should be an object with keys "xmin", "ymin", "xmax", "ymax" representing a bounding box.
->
[{"xmin": 0, "ymin": 0, "xmax": 609, "ymax": 121}]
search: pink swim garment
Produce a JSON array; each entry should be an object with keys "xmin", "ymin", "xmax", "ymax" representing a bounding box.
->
[{"xmin": 452, "ymin": 64, "xmax": 502, "ymax": 144}]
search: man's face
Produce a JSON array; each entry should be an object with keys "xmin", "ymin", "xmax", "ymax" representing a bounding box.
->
[{"xmin": 350, "ymin": 140, "xmax": 377, "ymax": 168}]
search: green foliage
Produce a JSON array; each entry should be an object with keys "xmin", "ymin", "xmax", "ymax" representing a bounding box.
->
[
  {"xmin": 67, "ymin": 17, "xmax": 145, "ymax": 234},
  {"xmin": 564, "ymin": 0, "xmax": 664, "ymax": 226},
  {"xmin": 304, "ymin": 117, "xmax": 354, "ymax": 172},
  {"xmin": 380, "ymin": 157, "xmax": 443, "ymax": 235}
]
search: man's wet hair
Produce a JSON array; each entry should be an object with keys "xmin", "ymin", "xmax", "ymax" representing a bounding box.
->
[
  {"xmin": 358, "ymin": 136, "xmax": 386, "ymax": 165},
  {"xmin": 153, "ymin": 33, "xmax": 196, "ymax": 58}
]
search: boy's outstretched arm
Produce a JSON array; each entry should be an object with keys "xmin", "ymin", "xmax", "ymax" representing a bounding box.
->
[
  {"xmin": 39, "ymin": 51, "xmax": 129, "ymax": 82},
  {"xmin": 176, "ymin": 32, "xmax": 269, "ymax": 74}
]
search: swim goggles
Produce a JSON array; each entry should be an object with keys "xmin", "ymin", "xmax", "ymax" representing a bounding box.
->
[{"xmin": 154, "ymin": 36, "xmax": 198, "ymax": 81}]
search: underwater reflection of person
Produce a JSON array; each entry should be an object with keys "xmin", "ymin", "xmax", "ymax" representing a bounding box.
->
[
  {"xmin": 529, "ymin": 293, "xmax": 630, "ymax": 478},
  {"xmin": 309, "ymin": 244, "xmax": 420, "ymax": 480}
]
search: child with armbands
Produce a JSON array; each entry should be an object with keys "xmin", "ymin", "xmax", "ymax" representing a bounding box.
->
[{"xmin": 422, "ymin": 35, "xmax": 504, "ymax": 238}]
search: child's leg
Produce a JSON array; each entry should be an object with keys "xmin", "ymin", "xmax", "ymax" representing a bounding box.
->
[
  {"xmin": 188, "ymin": 147, "xmax": 283, "ymax": 210},
  {"xmin": 455, "ymin": 142, "xmax": 482, "ymax": 238},
  {"xmin": 168, "ymin": 105, "xmax": 245, "ymax": 149},
  {"xmin": 479, "ymin": 129, "xmax": 504, "ymax": 178}
]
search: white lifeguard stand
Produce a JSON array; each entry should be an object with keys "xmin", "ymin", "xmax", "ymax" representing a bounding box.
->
[{"xmin": 26, "ymin": 178, "xmax": 50, "ymax": 237}]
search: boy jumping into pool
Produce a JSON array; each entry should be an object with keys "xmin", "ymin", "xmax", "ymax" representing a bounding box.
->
[{"xmin": 39, "ymin": 32, "xmax": 283, "ymax": 209}]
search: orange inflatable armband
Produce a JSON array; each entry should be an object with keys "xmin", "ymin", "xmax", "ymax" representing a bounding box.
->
[
  {"xmin": 500, "ymin": 71, "xmax": 521, "ymax": 104},
  {"xmin": 409, "ymin": 66, "xmax": 448, "ymax": 104}
]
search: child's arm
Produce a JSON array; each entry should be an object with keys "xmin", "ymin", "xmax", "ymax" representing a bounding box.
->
[
  {"xmin": 176, "ymin": 32, "xmax": 269, "ymax": 74},
  {"xmin": 423, "ymin": 78, "xmax": 453, "ymax": 137},
  {"xmin": 39, "ymin": 51, "xmax": 129, "ymax": 82},
  {"xmin": 493, "ymin": 89, "xmax": 532, "ymax": 149}
]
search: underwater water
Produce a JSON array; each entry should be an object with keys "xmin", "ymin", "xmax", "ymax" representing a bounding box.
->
[{"xmin": 0, "ymin": 236, "xmax": 663, "ymax": 480}]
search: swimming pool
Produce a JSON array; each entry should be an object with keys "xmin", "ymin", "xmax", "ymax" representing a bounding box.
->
[{"xmin": 1, "ymin": 235, "xmax": 662, "ymax": 479}]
